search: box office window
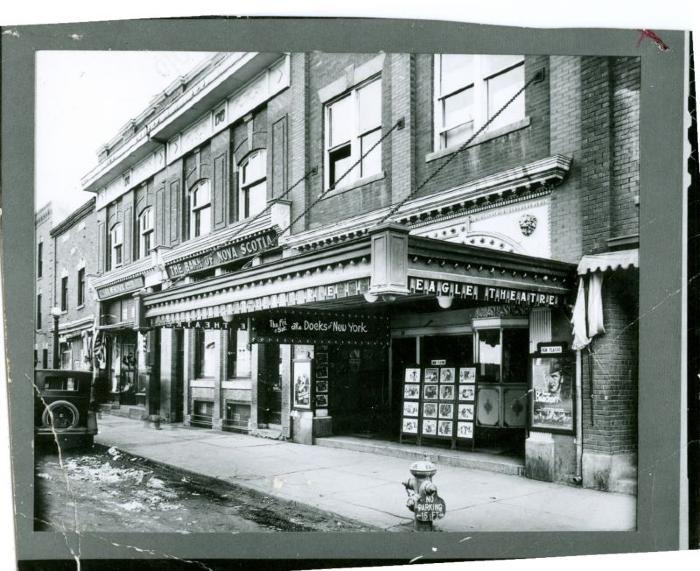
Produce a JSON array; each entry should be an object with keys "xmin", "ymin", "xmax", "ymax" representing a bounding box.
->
[
  {"xmin": 434, "ymin": 54, "xmax": 525, "ymax": 150},
  {"xmin": 227, "ymin": 325, "xmax": 251, "ymax": 379},
  {"xmin": 475, "ymin": 325, "xmax": 529, "ymax": 383},
  {"xmin": 324, "ymin": 76, "xmax": 382, "ymax": 189}
]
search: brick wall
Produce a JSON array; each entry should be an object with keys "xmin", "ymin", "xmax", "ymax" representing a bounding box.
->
[
  {"xmin": 610, "ymin": 57, "xmax": 641, "ymax": 239},
  {"xmin": 35, "ymin": 206, "xmax": 54, "ymax": 367},
  {"xmin": 581, "ymin": 270, "xmax": 639, "ymax": 455}
]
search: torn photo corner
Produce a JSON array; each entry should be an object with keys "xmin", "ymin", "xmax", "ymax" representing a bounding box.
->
[{"xmin": 0, "ymin": 15, "xmax": 695, "ymax": 568}]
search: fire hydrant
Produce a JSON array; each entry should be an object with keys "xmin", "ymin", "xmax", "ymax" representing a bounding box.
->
[{"xmin": 402, "ymin": 460, "xmax": 446, "ymax": 531}]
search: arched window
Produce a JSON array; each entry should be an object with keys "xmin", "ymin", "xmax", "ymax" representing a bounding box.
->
[
  {"xmin": 138, "ymin": 208, "xmax": 154, "ymax": 258},
  {"xmin": 189, "ymin": 179, "xmax": 212, "ymax": 239},
  {"xmin": 239, "ymin": 150, "xmax": 267, "ymax": 221},
  {"xmin": 110, "ymin": 223, "xmax": 123, "ymax": 269}
]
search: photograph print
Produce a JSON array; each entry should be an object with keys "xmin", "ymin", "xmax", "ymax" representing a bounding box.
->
[{"xmin": 20, "ymin": 19, "xmax": 671, "ymax": 547}]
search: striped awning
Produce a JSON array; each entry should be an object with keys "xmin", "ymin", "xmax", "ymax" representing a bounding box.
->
[{"xmin": 577, "ymin": 249, "xmax": 638, "ymax": 276}]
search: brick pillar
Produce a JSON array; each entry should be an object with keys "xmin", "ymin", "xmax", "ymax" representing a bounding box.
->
[
  {"xmin": 390, "ymin": 53, "xmax": 414, "ymax": 203},
  {"xmin": 249, "ymin": 343, "xmax": 259, "ymax": 430},
  {"xmin": 280, "ymin": 344, "xmax": 292, "ymax": 438},
  {"xmin": 212, "ymin": 330, "xmax": 225, "ymax": 430}
]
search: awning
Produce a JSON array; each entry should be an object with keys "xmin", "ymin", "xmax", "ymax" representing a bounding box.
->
[{"xmin": 577, "ymin": 249, "xmax": 638, "ymax": 275}]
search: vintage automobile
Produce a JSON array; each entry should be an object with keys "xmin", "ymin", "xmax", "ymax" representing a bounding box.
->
[{"xmin": 34, "ymin": 369, "xmax": 98, "ymax": 448}]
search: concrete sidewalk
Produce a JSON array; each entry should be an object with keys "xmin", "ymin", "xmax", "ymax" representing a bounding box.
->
[{"xmin": 95, "ymin": 415, "xmax": 636, "ymax": 532}]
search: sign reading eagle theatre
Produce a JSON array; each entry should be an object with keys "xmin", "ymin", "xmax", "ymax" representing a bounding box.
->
[
  {"xmin": 408, "ymin": 277, "xmax": 562, "ymax": 307},
  {"xmin": 165, "ymin": 229, "xmax": 278, "ymax": 278}
]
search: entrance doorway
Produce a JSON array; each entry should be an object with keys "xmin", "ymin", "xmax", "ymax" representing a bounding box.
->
[
  {"xmin": 171, "ymin": 328, "xmax": 184, "ymax": 423},
  {"xmin": 258, "ymin": 344, "xmax": 282, "ymax": 426}
]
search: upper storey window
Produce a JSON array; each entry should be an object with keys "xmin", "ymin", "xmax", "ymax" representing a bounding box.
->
[
  {"xmin": 110, "ymin": 223, "xmax": 123, "ymax": 269},
  {"xmin": 324, "ymin": 77, "xmax": 382, "ymax": 189},
  {"xmin": 189, "ymin": 180, "xmax": 212, "ymax": 239},
  {"xmin": 434, "ymin": 54, "xmax": 525, "ymax": 150},
  {"xmin": 138, "ymin": 208, "xmax": 154, "ymax": 258},
  {"xmin": 239, "ymin": 150, "xmax": 267, "ymax": 221}
]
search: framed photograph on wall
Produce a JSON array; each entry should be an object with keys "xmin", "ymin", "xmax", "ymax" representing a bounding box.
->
[
  {"xmin": 316, "ymin": 352, "xmax": 328, "ymax": 365},
  {"xmin": 459, "ymin": 367, "xmax": 476, "ymax": 384},
  {"xmin": 403, "ymin": 402, "xmax": 419, "ymax": 417},
  {"xmin": 438, "ymin": 403, "xmax": 453, "ymax": 419},
  {"xmin": 439, "ymin": 384, "xmax": 454, "ymax": 400},
  {"xmin": 316, "ymin": 379, "xmax": 328, "ymax": 393},
  {"xmin": 437, "ymin": 420, "xmax": 453, "ymax": 437},
  {"xmin": 457, "ymin": 421, "xmax": 474, "ymax": 439},
  {"xmin": 423, "ymin": 383, "xmax": 438, "ymax": 400},
  {"xmin": 422, "ymin": 419, "xmax": 437, "ymax": 436},
  {"xmin": 424, "ymin": 368, "xmax": 439, "ymax": 383},
  {"xmin": 458, "ymin": 403, "xmax": 474, "ymax": 421},
  {"xmin": 316, "ymin": 393, "xmax": 328, "ymax": 407},
  {"xmin": 423, "ymin": 402, "xmax": 437, "ymax": 418},
  {"xmin": 292, "ymin": 359, "xmax": 312, "ymax": 409},
  {"xmin": 316, "ymin": 365, "xmax": 328, "ymax": 379},
  {"xmin": 404, "ymin": 368, "xmax": 421, "ymax": 384},
  {"xmin": 404, "ymin": 384, "xmax": 420, "ymax": 400},
  {"xmin": 439, "ymin": 367, "xmax": 455, "ymax": 383},
  {"xmin": 459, "ymin": 384, "xmax": 475, "ymax": 402},
  {"xmin": 402, "ymin": 418, "xmax": 418, "ymax": 434}
]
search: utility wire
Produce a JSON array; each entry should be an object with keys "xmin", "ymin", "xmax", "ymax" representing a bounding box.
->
[
  {"xmin": 377, "ymin": 68, "xmax": 545, "ymax": 225},
  {"xmin": 276, "ymin": 118, "xmax": 406, "ymax": 237}
]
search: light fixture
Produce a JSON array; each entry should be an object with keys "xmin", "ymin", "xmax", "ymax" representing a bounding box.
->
[
  {"xmin": 437, "ymin": 295, "xmax": 454, "ymax": 309},
  {"xmin": 381, "ymin": 294, "xmax": 397, "ymax": 303},
  {"xmin": 51, "ymin": 306, "xmax": 62, "ymax": 317},
  {"xmin": 363, "ymin": 292, "xmax": 379, "ymax": 304},
  {"xmin": 221, "ymin": 313, "xmax": 235, "ymax": 323}
]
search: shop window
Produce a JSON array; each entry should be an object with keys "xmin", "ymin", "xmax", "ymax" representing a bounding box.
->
[
  {"xmin": 77, "ymin": 268, "xmax": 85, "ymax": 307},
  {"xmin": 189, "ymin": 180, "xmax": 212, "ymax": 239},
  {"xmin": 238, "ymin": 151, "xmax": 267, "ymax": 221},
  {"xmin": 138, "ymin": 207, "xmax": 154, "ymax": 258},
  {"xmin": 60, "ymin": 276, "xmax": 68, "ymax": 312},
  {"xmin": 194, "ymin": 329, "xmax": 218, "ymax": 379},
  {"xmin": 434, "ymin": 54, "xmax": 525, "ymax": 150},
  {"xmin": 60, "ymin": 345, "xmax": 71, "ymax": 370},
  {"xmin": 42, "ymin": 349, "xmax": 48, "ymax": 369},
  {"xmin": 192, "ymin": 400, "xmax": 214, "ymax": 428},
  {"xmin": 110, "ymin": 223, "xmax": 123, "ymax": 268},
  {"xmin": 36, "ymin": 294, "xmax": 42, "ymax": 328},
  {"xmin": 37, "ymin": 241, "xmax": 43, "ymax": 278},
  {"xmin": 324, "ymin": 76, "xmax": 382, "ymax": 189},
  {"xmin": 226, "ymin": 325, "xmax": 251, "ymax": 378}
]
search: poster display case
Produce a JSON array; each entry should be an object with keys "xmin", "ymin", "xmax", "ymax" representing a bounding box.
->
[
  {"xmin": 400, "ymin": 364, "xmax": 475, "ymax": 447},
  {"xmin": 530, "ymin": 342, "xmax": 574, "ymax": 434}
]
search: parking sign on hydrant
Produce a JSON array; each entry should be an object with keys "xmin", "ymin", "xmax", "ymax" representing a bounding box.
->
[{"xmin": 402, "ymin": 460, "xmax": 446, "ymax": 531}]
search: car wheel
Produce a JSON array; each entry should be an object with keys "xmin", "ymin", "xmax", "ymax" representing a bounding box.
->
[{"xmin": 41, "ymin": 400, "xmax": 80, "ymax": 431}]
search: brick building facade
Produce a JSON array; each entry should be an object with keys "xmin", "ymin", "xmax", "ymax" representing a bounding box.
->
[
  {"xmin": 34, "ymin": 204, "xmax": 53, "ymax": 369},
  {"xmin": 69, "ymin": 52, "xmax": 640, "ymax": 493}
]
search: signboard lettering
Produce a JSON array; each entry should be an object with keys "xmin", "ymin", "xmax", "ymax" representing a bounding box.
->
[
  {"xmin": 408, "ymin": 277, "xmax": 562, "ymax": 307},
  {"xmin": 415, "ymin": 494, "xmax": 446, "ymax": 522},
  {"xmin": 166, "ymin": 229, "xmax": 278, "ymax": 278},
  {"xmin": 97, "ymin": 275, "xmax": 145, "ymax": 300},
  {"xmin": 251, "ymin": 309, "xmax": 390, "ymax": 346}
]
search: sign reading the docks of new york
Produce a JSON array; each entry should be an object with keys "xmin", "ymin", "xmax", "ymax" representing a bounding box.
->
[
  {"xmin": 165, "ymin": 229, "xmax": 278, "ymax": 278},
  {"xmin": 408, "ymin": 277, "xmax": 563, "ymax": 307}
]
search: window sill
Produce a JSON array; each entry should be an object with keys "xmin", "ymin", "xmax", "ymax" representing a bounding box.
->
[
  {"xmin": 425, "ymin": 117, "xmax": 531, "ymax": 164},
  {"xmin": 323, "ymin": 171, "xmax": 385, "ymax": 199},
  {"xmin": 76, "ymin": 304, "xmax": 85, "ymax": 310},
  {"xmin": 190, "ymin": 378, "xmax": 215, "ymax": 388}
]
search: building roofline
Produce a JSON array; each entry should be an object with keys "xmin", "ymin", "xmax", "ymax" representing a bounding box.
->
[{"xmin": 50, "ymin": 197, "xmax": 96, "ymax": 237}]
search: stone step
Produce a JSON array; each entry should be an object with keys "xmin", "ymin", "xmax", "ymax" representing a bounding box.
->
[{"xmin": 612, "ymin": 477, "xmax": 637, "ymax": 496}]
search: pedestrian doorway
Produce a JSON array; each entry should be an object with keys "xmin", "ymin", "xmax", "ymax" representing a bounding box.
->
[{"xmin": 258, "ymin": 343, "xmax": 282, "ymax": 427}]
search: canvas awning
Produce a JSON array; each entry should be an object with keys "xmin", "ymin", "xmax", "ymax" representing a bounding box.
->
[{"xmin": 577, "ymin": 249, "xmax": 638, "ymax": 275}]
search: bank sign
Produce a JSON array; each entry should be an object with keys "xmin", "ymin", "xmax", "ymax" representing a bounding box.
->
[
  {"xmin": 251, "ymin": 309, "xmax": 391, "ymax": 346},
  {"xmin": 408, "ymin": 277, "xmax": 563, "ymax": 307},
  {"xmin": 165, "ymin": 229, "xmax": 278, "ymax": 278},
  {"xmin": 97, "ymin": 275, "xmax": 145, "ymax": 300}
]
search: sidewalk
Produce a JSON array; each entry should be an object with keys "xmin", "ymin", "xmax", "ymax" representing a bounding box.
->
[{"xmin": 95, "ymin": 415, "xmax": 636, "ymax": 532}]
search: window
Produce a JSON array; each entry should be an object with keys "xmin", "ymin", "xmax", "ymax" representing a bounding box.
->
[
  {"xmin": 138, "ymin": 208, "xmax": 154, "ymax": 258},
  {"xmin": 434, "ymin": 54, "xmax": 525, "ymax": 150},
  {"xmin": 36, "ymin": 294, "xmax": 42, "ymax": 328},
  {"xmin": 37, "ymin": 242, "xmax": 43, "ymax": 278},
  {"xmin": 226, "ymin": 325, "xmax": 251, "ymax": 378},
  {"xmin": 194, "ymin": 329, "xmax": 218, "ymax": 378},
  {"xmin": 77, "ymin": 268, "xmax": 85, "ymax": 307},
  {"xmin": 110, "ymin": 224, "xmax": 123, "ymax": 268},
  {"xmin": 189, "ymin": 180, "xmax": 212, "ymax": 239},
  {"xmin": 324, "ymin": 77, "xmax": 382, "ymax": 189},
  {"xmin": 60, "ymin": 276, "xmax": 68, "ymax": 312},
  {"xmin": 239, "ymin": 151, "xmax": 267, "ymax": 221}
]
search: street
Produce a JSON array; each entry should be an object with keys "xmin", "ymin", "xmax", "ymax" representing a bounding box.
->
[{"xmin": 34, "ymin": 444, "xmax": 374, "ymax": 533}]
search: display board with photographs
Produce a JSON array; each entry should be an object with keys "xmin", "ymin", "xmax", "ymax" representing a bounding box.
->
[
  {"xmin": 315, "ymin": 346, "xmax": 329, "ymax": 410},
  {"xmin": 400, "ymin": 364, "xmax": 475, "ymax": 446}
]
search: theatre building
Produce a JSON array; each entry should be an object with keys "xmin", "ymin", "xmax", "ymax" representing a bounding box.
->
[{"xmin": 82, "ymin": 52, "xmax": 640, "ymax": 493}]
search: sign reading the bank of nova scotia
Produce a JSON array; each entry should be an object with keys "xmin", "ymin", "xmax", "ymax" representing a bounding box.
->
[
  {"xmin": 165, "ymin": 229, "xmax": 278, "ymax": 278},
  {"xmin": 251, "ymin": 309, "xmax": 391, "ymax": 346},
  {"xmin": 408, "ymin": 277, "xmax": 563, "ymax": 307}
]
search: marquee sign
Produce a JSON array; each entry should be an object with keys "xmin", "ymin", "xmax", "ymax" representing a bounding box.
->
[
  {"xmin": 251, "ymin": 309, "xmax": 391, "ymax": 346},
  {"xmin": 97, "ymin": 275, "xmax": 145, "ymax": 300},
  {"xmin": 165, "ymin": 228, "xmax": 279, "ymax": 278},
  {"xmin": 408, "ymin": 277, "xmax": 563, "ymax": 307}
]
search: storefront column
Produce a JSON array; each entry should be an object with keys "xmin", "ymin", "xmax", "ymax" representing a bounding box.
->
[
  {"xmin": 280, "ymin": 344, "xmax": 292, "ymax": 438},
  {"xmin": 183, "ymin": 328, "xmax": 195, "ymax": 426},
  {"xmin": 212, "ymin": 330, "xmax": 225, "ymax": 430},
  {"xmin": 159, "ymin": 328, "xmax": 176, "ymax": 422},
  {"xmin": 248, "ymin": 343, "xmax": 259, "ymax": 430}
]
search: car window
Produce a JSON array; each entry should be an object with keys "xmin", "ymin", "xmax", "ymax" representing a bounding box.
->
[{"xmin": 44, "ymin": 377, "xmax": 79, "ymax": 391}]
